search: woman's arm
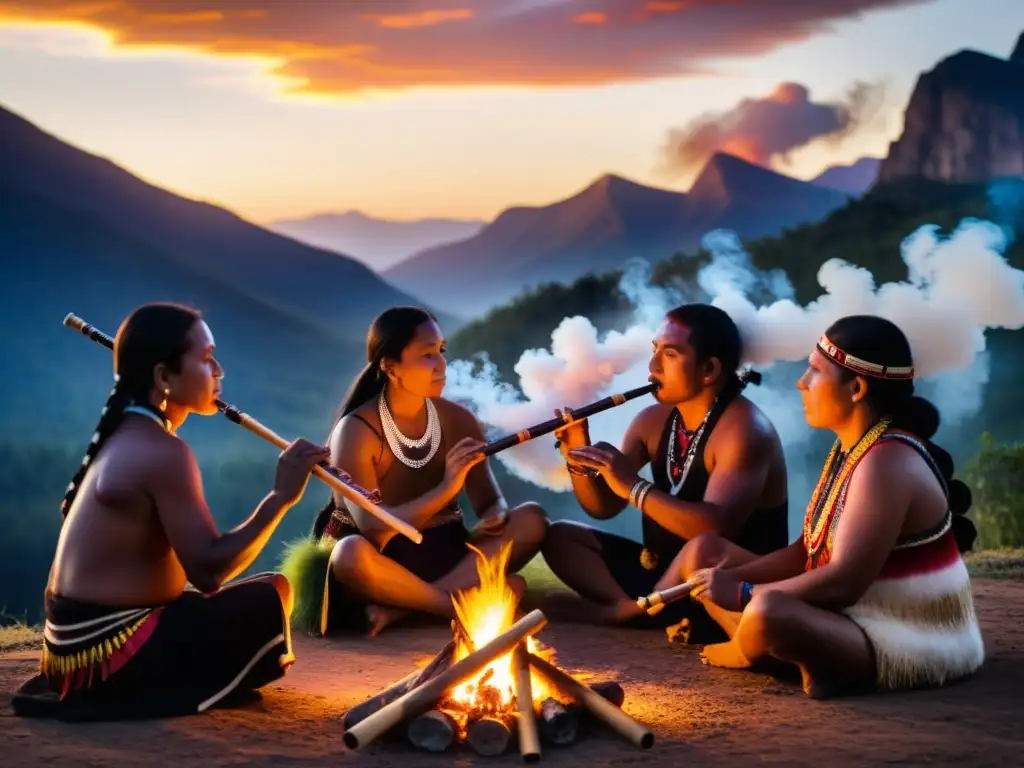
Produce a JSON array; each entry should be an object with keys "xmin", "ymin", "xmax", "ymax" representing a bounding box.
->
[
  {"xmin": 754, "ymin": 443, "xmax": 914, "ymax": 610},
  {"xmin": 152, "ymin": 437, "xmax": 327, "ymax": 593},
  {"xmin": 328, "ymin": 415, "xmax": 464, "ymax": 549},
  {"xmin": 723, "ymin": 539, "xmax": 807, "ymax": 585}
]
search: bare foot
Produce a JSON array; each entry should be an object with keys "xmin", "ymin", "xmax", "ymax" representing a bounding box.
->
[
  {"xmin": 539, "ymin": 591, "xmax": 643, "ymax": 625},
  {"xmin": 365, "ymin": 604, "xmax": 409, "ymax": 637},
  {"xmin": 700, "ymin": 639, "xmax": 753, "ymax": 669}
]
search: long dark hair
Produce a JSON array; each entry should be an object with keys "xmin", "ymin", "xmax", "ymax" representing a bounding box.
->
[
  {"xmin": 60, "ymin": 303, "xmax": 202, "ymax": 517},
  {"xmin": 313, "ymin": 306, "xmax": 437, "ymax": 539},
  {"xmin": 330, "ymin": 306, "xmax": 438, "ymax": 428},
  {"xmin": 823, "ymin": 315, "xmax": 976, "ymax": 551}
]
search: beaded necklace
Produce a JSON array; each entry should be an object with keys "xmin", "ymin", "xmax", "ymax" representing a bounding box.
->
[
  {"xmin": 377, "ymin": 394, "xmax": 442, "ymax": 469},
  {"xmin": 803, "ymin": 417, "xmax": 892, "ymax": 566}
]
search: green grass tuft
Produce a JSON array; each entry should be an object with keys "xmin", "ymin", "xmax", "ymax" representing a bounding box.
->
[
  {"xmin": 965, "ymin": 548, "xmax": 1024, "ymax": 580},
  {"xmin": 278, "ymin": 536, "xmax": 334, "ymax": 635}
]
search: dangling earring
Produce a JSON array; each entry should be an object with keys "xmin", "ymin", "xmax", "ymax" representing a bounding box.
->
[{"xmin": 159, "ymin": 387, "xmax": 169, "ymax": 412}]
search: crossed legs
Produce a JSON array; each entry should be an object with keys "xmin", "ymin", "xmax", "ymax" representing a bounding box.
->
[
  {"xmin": 679, "ymin": 533, "xmax": 876, "ymax": 697},
  {"xmin": 329, "ymin": 502, "xmax": 548, "ymax": 635}
]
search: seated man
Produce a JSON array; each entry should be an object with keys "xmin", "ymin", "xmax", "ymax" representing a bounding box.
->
[
  {"xmin": 281, "ymin": 306, "xmax": 548, "ymax": 638},
  {"xmin": 540, "ymin": 303, "xmax": 789, "ymax": 639},
  {"xmin": 12, "ymin": 303, "xmax": 327, "ymax": 721},
  {"xmin": 682, "ymin": 314, "xmax": 983, "ymax": 697}
]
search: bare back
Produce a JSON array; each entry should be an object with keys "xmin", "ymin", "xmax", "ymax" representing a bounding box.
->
[{"xmin": 49, "ymin": 415, "xmax": 188, "ymax": 607}]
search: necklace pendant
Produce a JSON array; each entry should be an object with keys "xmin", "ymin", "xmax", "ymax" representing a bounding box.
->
[{"xmin": 640, "ymin": 548, "xmax": 659, "ymax": 570}]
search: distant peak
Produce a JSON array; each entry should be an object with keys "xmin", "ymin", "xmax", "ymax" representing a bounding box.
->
[{"xmin": 1011, "ymin": 30, "xmax": 1024, "ymax": 63}]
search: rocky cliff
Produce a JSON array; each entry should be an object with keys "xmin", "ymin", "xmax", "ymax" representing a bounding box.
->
[{"xmin": 877, "ymin": 32, "xmax": 1024, "ymax": 184}]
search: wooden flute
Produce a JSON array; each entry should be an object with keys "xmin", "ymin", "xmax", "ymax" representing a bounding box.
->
[
  {"xmin": 480, "ymin": 381, "xmax": 659, "ymax": 456},
  {"xmin": 635, "ymin": 580, "xmax": 694, "ymax": 616},
  {"xmin": 63, "ymin": 312, "xmax": 423, "ymax": 545}
]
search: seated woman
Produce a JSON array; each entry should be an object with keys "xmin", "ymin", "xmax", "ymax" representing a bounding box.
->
[
  {"xmin": 677, "ymin": 314, "xmax": 983, "ymax": 697},
  {"xmin": 282, "ymin": 306, "xmax": 548, "ymax": 638},
  {"xmin": 12, "ymin": 303, "xmax": 329, "ymax": 721}
]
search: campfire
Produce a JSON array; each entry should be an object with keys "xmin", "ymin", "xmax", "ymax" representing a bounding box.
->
[{"xmin": 342, "ymin": 543, "xmax": 654, "ymax": 760}]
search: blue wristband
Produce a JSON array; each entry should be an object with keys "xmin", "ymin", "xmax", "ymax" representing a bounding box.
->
[{"xmin": 739, "ymin": 581, "xmax": 754, "ymax": 608}]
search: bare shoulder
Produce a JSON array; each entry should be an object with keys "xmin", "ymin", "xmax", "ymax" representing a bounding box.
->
[
  {"xmin": 630, "ymin": 403, "xmax": 673, "ymax": 435},
  {"xmin": 434, "ymin": 397, "xmax": 485, "ymax": 439},
  {"xmin": 717, "ymin": 395, "xmax": 780, "ymax": 449},
  {"xmin": 333, "ymin": 402, "xmax": 383, "ymax": 446},
  {"xmin": 124, "ymin": 430, "xmax": 197, "ymax": 487},
  {"xmin": 855, "ymin": 438, "xmax": 930, "ymax": 488}
]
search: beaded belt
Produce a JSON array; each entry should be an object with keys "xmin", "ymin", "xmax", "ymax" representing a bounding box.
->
[{"xmin": 327, "ymin": 501, "xmax": 463, "ymax": 538}]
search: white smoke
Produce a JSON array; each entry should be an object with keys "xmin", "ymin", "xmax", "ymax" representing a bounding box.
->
[{"xmin": 446, "ymin": 217, "xmax": 1024, "ymax": 495}]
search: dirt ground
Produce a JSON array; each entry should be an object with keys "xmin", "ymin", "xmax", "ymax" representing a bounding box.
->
[{"xmin": 2, "ymin": 579, "xmax": 1022, "ymax": 767}]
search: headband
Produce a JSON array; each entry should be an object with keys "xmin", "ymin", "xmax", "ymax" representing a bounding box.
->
[{"xmin": 816, "ymin": 334, "xmax": 915, "ymax": 380}]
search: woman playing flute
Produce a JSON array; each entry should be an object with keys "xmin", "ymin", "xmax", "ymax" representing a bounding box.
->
[
  {"xmin": 12, "ymin": 303, "xmax": 328, "ymax": 721},
  {"xmin": 682, "ymin": 315, "xmax": 983, "ymax": 697},
  {"xmin": 284, "ymin": 306, "xmax": 548, "ymax": 637}
]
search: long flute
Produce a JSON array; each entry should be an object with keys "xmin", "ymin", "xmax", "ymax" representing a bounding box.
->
[
  {"xmin": 480, "ymin": 382, "xmax": 659, "ymax": 456},
  {"xmin": 63, "ymin": 313, "xmax": 423, "ymax": 545},
  {"xmin": 636, "ymin": 580, "xmax": 694, "ymax": 616}
]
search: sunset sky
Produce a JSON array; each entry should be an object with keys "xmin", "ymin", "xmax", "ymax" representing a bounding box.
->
[{"xmin": 0, "ymin": 0, "xmax": 1021, "ymax": 223}]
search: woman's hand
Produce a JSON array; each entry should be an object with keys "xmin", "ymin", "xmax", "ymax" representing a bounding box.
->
[
  {"xmin": 687, "ymin": 567, "xmax": 751, "ymax": 612},
  {"xmin": 566, "ymin": 443, "xmax": 639, "ymax": 498},
  {"xmin": 443, "ymin": 437, "xmax": 486, "ymax": 494}
]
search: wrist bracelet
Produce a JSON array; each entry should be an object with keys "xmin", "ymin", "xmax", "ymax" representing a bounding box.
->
[{"xmin": 737, "ymin": 581, "xmax": 754, "ymax": 609}]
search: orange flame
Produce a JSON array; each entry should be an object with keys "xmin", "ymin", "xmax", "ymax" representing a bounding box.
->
[{"xmin": 441, "ymin": 542, "xmax": 558, "ymax": 728}]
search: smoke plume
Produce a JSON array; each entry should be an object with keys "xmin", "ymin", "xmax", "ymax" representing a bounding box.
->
[
  {"xmin": 446, "ymin": 217, "xmax": 1024, "ymax": 503},
  {"xmin": 658, "ymin": 80, "xmax": 887, "ymax": 180}
]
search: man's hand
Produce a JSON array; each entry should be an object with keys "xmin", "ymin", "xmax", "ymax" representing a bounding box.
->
[{"xmin": 566, "ymin": 443, "xmax": 641, "ymax": 499}]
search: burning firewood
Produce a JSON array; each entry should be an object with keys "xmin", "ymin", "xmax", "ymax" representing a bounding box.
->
[
  {"xmin": 343, "ymin": 609, "xmax": 548, "ymax": 750},
  {"xmin": 342, "ymin": 640, "xmax": 455, "ymax": 731},
  {"xmin": 527, "ymin": 652, "xmax": 654, "ymax": 750},
  {"xmin": 467, "ymin": 715, "xmax": 515, "ymax": 756},
  {"xmin": 407, "ymin": 709, "xmax": 457, "ymax": 752}
]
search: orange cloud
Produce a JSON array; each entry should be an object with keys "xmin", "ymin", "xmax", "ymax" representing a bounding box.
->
[
  {"xmin": 658, "ymin": 80, "xmax": 888, "ymax": 178},
  {"xmin": 365, "ymin": 8, "xmax": 474, "ymax": 30},
  {"xmin": 0, "ymin": 0, "xmax": 930, "ymax": 97},
  {"xmin": 573, "ymin": 12, "xmax": 608, "ymax": 25}
]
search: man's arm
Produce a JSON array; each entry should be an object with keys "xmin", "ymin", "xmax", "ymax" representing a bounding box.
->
[
  {"xmin": 638, "ymin": 413, "xmax": 775, "ymax": 541},
  {"xmin": 152, "ymin": 440, "xmax": 294, "ymax": 593},
  {"xmin": 754, "ymin": 443, "xmax": 912, "ymax": 610},
  {"xmin": 564, "ymin": 407, "xmax": 652, "ymax": 519},
  {"xmin": 328, "ymin": 416, "xmax": 459, "ymax": 549}
]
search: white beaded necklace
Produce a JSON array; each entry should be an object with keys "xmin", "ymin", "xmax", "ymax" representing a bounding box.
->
[{"xmin": 377, "ymin": 394, "xmax": 441, "ymax": 469}]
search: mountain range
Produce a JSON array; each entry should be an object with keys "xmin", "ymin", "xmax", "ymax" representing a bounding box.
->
[
  {"xmin": 811, "ymin": 157, "xmax": 882, "ymax": 194},
  {"xmin": 267, "ymin": 210, "xmax": 485, "ymax": 271},
  {"xmin": 382, "ymin": 153, "xmax": 853, "ymax": 317},
  {"xmin": 0, "ymin": 104, "xmax": 452, "ymax": 443}
]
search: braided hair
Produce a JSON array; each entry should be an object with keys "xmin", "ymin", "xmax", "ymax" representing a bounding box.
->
[
  {"xmin": 60, "ymin": 303, "xmax": 202, "ymax": 518},
  {"xmin": 823, "ymin": 315, "xmax": 977, "ymax": 553}
]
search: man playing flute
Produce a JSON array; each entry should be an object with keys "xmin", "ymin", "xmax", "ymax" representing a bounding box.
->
[{"xmin": 541, "ymin": 303, "xmax": 790, "ymax": 642}]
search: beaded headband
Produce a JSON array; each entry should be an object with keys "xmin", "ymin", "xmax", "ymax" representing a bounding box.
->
[{"xmin": 816, "ymin": 333, "xmax": 915, "ymax": 380}]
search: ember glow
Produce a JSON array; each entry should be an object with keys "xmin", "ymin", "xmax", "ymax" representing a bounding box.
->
[{"xmin": 441, "ymin": 542, "xmax": 558, "ymax": 730}]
